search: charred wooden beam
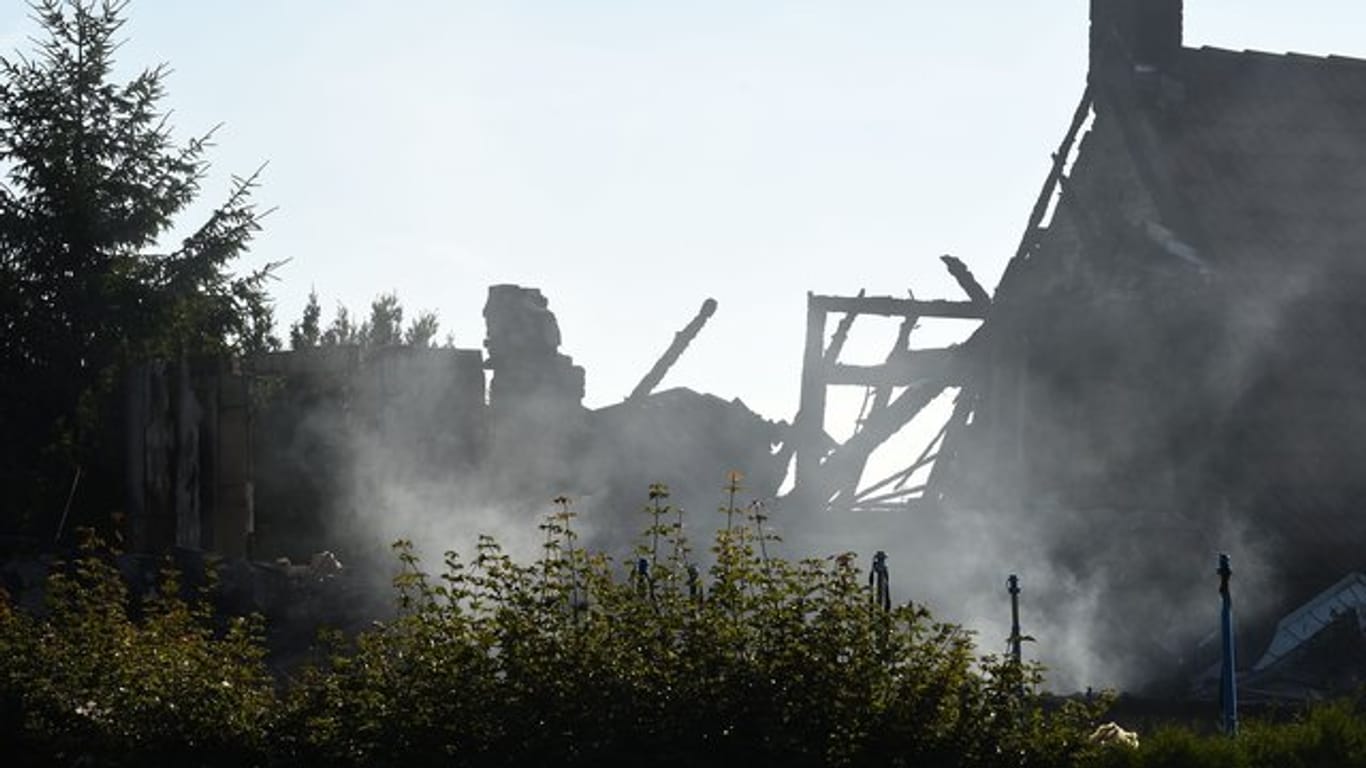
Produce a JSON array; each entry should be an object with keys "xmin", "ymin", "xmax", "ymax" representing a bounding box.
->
[
  {"xmin": 940, "ymin": 255, "xmax": 992, "ymax": 309},
  {"xmin": 822, "ymin": 289, "xmax": 865, "ymax": 364},
  {"xmin": 626, "ymin": 298, "xmax": 717, "ymax": 402},
  {"xmin": 1011, "ymin": 85, "xmax": 1093, "ymax": 265},
  {"xmin": 854, "ymin": 484, "xmax": 928, "ymax": 508},
  {"xmin": 827, "ymin": 348, "xmax": 960, "ymax": 387},
  {"xmin": 920, "ymin": 389, "xmax": 977, "ymax": 508},
  {"xmin": 809, "ymin": 295, "xmax": 987, "ymax": 320},
  {"xmin": 855, "ymin": 418, "xmax": 952, "ymax": 503},
  {"xmin": 795, "ymin": 293, "xmax": 829, "ymax": 485},
  {"xmin": 804, "ymin": 376, "xmax": 952, "ymax": 510},
  {"xmin": 866, "ymin": 316, "xmax": 917, "ymax": 418}
]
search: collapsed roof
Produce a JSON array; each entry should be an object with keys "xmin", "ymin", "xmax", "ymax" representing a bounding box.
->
[{"xmin": 789, "ymin": 0, "xmax": 1366, "ymax": 691}]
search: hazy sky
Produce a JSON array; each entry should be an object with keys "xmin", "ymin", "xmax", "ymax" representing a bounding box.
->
[{"xmin": 4, "ymin": 0, "xmax": 1366, "ymax": 422}]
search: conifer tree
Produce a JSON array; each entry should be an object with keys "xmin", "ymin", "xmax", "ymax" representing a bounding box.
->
[
  {"xmin": 290, "ymin": 289, "xmax": 323, "ymax": 349},
  {"xmin": 0, "ymin": 0, "xmax": 279, "ymax": 534}
]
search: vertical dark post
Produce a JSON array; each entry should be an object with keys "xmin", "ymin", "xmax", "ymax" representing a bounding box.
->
[
  {"xmin": 1008, "ymin": 574, "xmax": 1023, "ymax": 665},
  {"xmin": 870, "ymin": 551, "xmax": 890, "ymax": 612},
  {"xmin": 636, "ymin": 557, "xmax": 650, "ymax": 599},
  {"xmin": 1218, "ymin": 553, "xmax": 1238, "ymax": 736},
  {"xmin": 795, "ymin": 293, "xmax": 828, "ymax": 491}
]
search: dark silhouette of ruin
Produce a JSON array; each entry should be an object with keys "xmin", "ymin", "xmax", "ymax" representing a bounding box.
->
[
  {"xmin": 19, "ymin": 0, "xmax": 1366, "ymax": 696},
  {"xmin": 791, "ymin": 0, "xmax": 1366, "ymax": 693},
  {"xmin": 117, "ymin": 284, "xmax": 781, "ymax": 565}
]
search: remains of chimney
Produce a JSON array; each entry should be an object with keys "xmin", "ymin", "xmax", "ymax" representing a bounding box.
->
[{"xmin": 1090, "ymin": 0, "xmax": 1184, "ymax": 80}]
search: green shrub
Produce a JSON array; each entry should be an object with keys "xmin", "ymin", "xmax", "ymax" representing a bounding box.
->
[
  {"xmin": 0, "ymin": 531, "xmax": 276, "ymax": 766},
  {"xmin": 284, "ymin": 487, "xmax": 1105, "ymax": 767},
  {"xmin": 0, "ymin": 486, "xmax": 1120, "ymax": 766}
]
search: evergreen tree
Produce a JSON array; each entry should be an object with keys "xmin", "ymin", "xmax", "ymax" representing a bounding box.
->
[
  {"xmin": 0, "ymin": 0, "xmax": 278, "ymax": 535},
  {"xmin": 404, "ymin": 310, "xmax": 440, "ymax": 348},
  {"xmin": 307, "ymin": 291, "xmax": 442, "ymax": 349},
  {"xmin": 290, "ymin": 288, "xmax": 323, "ymax": 349},
  {"xmin": 363, "ymin": 292, "xmax": 403, "ymax": 347},
  {"xmin": 320, "ymin": 303, "xmax": 358, "ymax": 346}
]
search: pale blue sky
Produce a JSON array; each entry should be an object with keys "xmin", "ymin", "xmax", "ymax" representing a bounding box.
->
[{"xmin": 4, "ymin": 1, "xmax": 1366, "ymax": 420}]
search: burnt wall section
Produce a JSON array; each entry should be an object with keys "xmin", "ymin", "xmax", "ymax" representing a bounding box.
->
[
  {"xmin": 123, "ymin": 357, "xmax": 253, "ymax": 557},
  {"xmin": 124, "ymin": 345, "xmax": 488, "ymax": 563},
  {"xmin": 117, "ymin": 284, "xmax": 784, "ymax": 571}
]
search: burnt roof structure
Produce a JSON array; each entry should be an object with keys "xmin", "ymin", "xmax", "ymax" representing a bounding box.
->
[
  {"xmin": 933, "ymin": 0, "xmax": 1366, "ymax": 686},
  {"xmin": 782, "ymin": 0, "xmax": 1366, "ymax": 689}
]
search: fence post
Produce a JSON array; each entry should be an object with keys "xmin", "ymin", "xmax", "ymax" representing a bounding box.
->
[
  {"xmin": 1218, "ymin": 553, "xmax": 1238, "ymax": 736},
  {"xmin": 1007, "ymin": 574, "xmax": 1023, "ymax": 665}
]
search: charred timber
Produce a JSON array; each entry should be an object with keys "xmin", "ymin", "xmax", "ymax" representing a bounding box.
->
[
  {"xmin": 809, "ymin": 296, "xmax": 987, "ymax": 320},
  {"xmin": 940, "ymin": 255, "xmax": 992, "ymax": 309},
  {"xmin": 627, "ymin": 298, "xmax": 718, "ymax": 403},
  {"xmin": 801, "ymin": 377, "xmax": 952, "ymax": 510},
  {"xmin": 827, "ymin": 348, "xmax": 960, "ymax": 387},
  {"xmin": 1012, "ymin": 85, "xmax": 1092, "ymax": 264},
  {"xmin": 822, "ymin": 289, "xmax": 866, "ymax": 364}
]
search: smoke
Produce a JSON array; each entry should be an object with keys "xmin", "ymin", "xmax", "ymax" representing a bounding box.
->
[
  {"xmin": 253, "ymin": 263, "xmax": 1288, "ymax": 696},
  {"xmin": 262, "ymin": 68, "xmax": 1366, "ymax": 690}
]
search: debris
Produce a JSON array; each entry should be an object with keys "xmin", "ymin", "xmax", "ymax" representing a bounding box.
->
[
  {"xmin": 1088, "ymin": 722, "xmax": 1139, "ymax": 750},
  {"xmin": 626, "ymin": 297, "xmax": 718, "ymax": 403}
]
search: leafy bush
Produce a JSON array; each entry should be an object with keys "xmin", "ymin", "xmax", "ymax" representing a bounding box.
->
[
  {"xmin": 0, "ymin": 532, "xmax": 276, "ymax": 766},
  {"xmin": 284, "ymin": 487, "xmax": 1103, "ymax": 766},
  {"xmin": 0, "ymin": 486, "xmax": 1119, "ymax": 766}
]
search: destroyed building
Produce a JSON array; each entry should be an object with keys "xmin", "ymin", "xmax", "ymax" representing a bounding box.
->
[
  {"xmin": 46, "ymin": 0, "xmax": 1366, "ymax": 695},
  {"xmin": 788, "ymin": 0, "xmax": 1366, "ymax": 692},
  {"xmin": 984, "ymin": 0, "xmax": 1366, "ymax": 688},
  {"xmin": 963, "ymin": 0, "xmax": 1366, "ymax": 588},
  {"xmin": 118, "ymin": 284, "xmax": 785, "ymax": 566}
]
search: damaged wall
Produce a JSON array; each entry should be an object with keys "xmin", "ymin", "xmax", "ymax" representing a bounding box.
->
[
  {"xmin": 123, "ymin": 284, "xmax": 786, "ymax": 570},
  {"xmin": 123, "ymin": 357, "xmax": 253, "ymax": 557}
]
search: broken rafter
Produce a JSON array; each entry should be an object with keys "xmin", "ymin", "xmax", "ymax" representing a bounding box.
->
[
  {"xmin": 794, "ymin": 273, "xmax": 989, "ymax": 510},
  {"xmin": 1010, "ymin": 85, "xmax": 1094, "ymax": 265},
  {"xmin": 822, "ymin": 289, "xmax": 865, "ymax": 364},
  {"xmin": 828, "ymin": 348, "xmax": 959, "ymax": 387},
  {"xmin": 940, "ymin": 255, "xmax": 992, "ymax": 309},
  {"xmin": 854, "ymin": 417, "xmax": 953, "ymax": 503},
  {"xmin": 854, "ymin": 504, "xmax": 928, "ymax": 513},
  {"xmin": 865, "ymin": 314, "xmax": 917, "ymax": 420},
  {"xmin": 809, "ymin": 295, "xmax": 987, "ymax": 320},
  {"xmin": 853, "ymin": 484, "xmax": 929, "ymax": 508},
  {"xmin": 810, "ymin": 375, "xmax": 952, "ymax": 509},
  {"xmin": 919, "ymin": 390, "xmax": 977, "ymax": 507},
  {"xmin": 627, "ymin": 297, "xmax": 718, "ymax": 403}
]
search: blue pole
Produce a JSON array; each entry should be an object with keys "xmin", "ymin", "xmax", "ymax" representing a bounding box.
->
[{"xmin": 1218, "ymin": 553, "xmax": 1238, "ymax": 736}]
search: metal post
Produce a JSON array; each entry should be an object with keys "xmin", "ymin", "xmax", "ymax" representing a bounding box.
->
[
  {"xmin": 869, "ymin": 551, "xmax": 890, "ymax": 612},
  {"xmin": 1218, "ymin": 553, "xmax": 1238, "ymax": 736},
  {"xmin": 636, "ymin": 557, "xmax": 650, "ymax": 599},
  {"xmin": 1008, "ymin": 574, "xmax": 1023, "ymax": 665}
]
